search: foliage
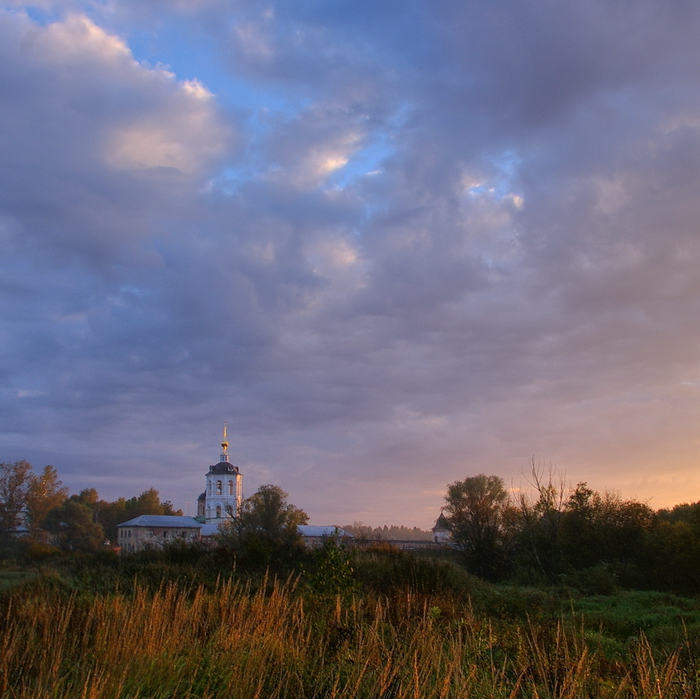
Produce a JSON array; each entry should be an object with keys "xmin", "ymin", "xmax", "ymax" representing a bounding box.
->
[
  {"xmin": 514, "ymin": 462, "xmax": 567, "ymax": 582},
  {"xmin": 352, "ymin": 544, "xmax": 488, "ymax": 600},
  {"xmin": 0, "ymin": 461, "xmax": 71, "ymax": 551},
  {"xmin": 341, "ymin": 522, "xmax": 433, "ymax": 541},
  {"xmin": 218, "ymin": 484, "xmax": 308, "ymax": 568},
  {"xmin": 26, "ymin": 466, "xmax": 68, "ymax": 540},
  {"xmin": 42, "ymin": 499, "xmax": 105, "ymax": 552},
  {"xmin": 0, "ymin": 460, "xmax": 194, "ymax": 555},
  {"xmin": 0, "ymin": 460, "xmax": 33, "ymax": 544},
  {"xmin": 560, "ymin": 482, "xmax": 654, "ymax": 573},
  {"xmin": 439, "ymin": 470, "xmax": 672, "ymax": 591},
  {"xmin": 443, "ymin": 473, "xmax": 513, "ymax": 580},
  {"xmin": 304, "ymin": 538, "xmax": 358, "ymax": 598},
  {"xmin": 48, "ymin": 487, "xmax": 184, "ymax": 544},
  {"xmin": 642, "ymin": 516, "xmax": 700, "ymax": 595}
]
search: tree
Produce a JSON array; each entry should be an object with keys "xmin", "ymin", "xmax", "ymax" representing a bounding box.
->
[
  {"xmin": 559, "ymin": 482, "xmax": 653, "ymax": 574},
  {"xmin": 42, "ymin": 500, "xmax": 105, "ymax": 552},
  {"xmin": 26, "ymin": 466, "xmax": 68, "ymax": 541},
  {"xmin": 123, "ymin": 488, "xmax": 182, "ymax": 520},
  {"xmin": 57, "ymin": 488, "xmax": 184, "ymax": 545},
  {"xmin": 444, "ymin": 474, "xmax": 512, "ymax": 580},
  {"xmin": 220, "ymin": 484, "xmax": 308, "ymax": 566},
  {"xmin": 515, "ymin": 463, "xmax": 567, "ymax": 582},
  {"xmin": 96, "ymin": 497, "xmax": 127, "ymax": 544},
  {"xmin": 642, "ymin": 514, "xmax": 700, "ymax": 595},
  {"xmin": 0, "ymin": 461, "xmax": 33, "ymax": 544}
]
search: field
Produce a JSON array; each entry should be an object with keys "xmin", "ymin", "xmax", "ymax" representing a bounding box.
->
[{"xmin": 2, "ymin": 548, "xmax": 700, "ymax": 698}]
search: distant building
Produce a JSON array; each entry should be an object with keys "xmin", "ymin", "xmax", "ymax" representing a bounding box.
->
[
  {"xmin": 432, "ymin": 513, "xmax": 451, "ymax": 544},
  {"xmin": 117, "ymin": 515, "xmax": 201, "ymax": 552},
  {"xmin": 298, "ymin": 525, "xmax": 354, "ymax": 548},
  {"xmin": 196, "ymin": 422, "xmax": 243, "ymax": 525},
  {"xmin": 115, "ymin": 426, "xmax": 442, "ymax": 554},
  {"xmin": 118, "ymin": 424, "xmax": 243, "ymax": 552},
  {"xmin": 9, "ymin": 509, "xmax": 30, "ymax": 538}
]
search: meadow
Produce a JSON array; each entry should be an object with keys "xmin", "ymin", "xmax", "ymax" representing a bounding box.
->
[{"xmin": 2, "ymin": 545, "xmax": 700, "ymax": 698}]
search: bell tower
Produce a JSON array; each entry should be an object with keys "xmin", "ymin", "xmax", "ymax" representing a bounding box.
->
[{"xmin": 203, "ymin": 421, "xmax": 243, "ymax": 525}]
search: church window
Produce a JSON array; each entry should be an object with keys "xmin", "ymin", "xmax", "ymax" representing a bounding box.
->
[
  {"xmin": 164, "ymin": 530, "xmax": 168, "ymax": 538},
  {"xmin": 226, "ymin": 505, "xmax": 233, "ymax": 516},
  {"xmin": 228, "ymin": 480, "xmax": 233, "ymax": 495},
  {"xmin": 216, "ymin": 480, "xmax": 222, "ymax": 495},
  {"xmin": 216, "ymin": 505, "xmax": 222, "ymax": 518}
]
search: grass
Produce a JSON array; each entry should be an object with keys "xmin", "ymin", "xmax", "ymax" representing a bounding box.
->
[
  {"xmin": 2, "ymin": 569, "xmax": 700, "ymax": 698},
  {"xmin": 569, "ymin": 590, "xmax": 700, "ymax": 666},
  {"xmin": 2, "ymin": 547, "xmax": 700, "ymax": 697},
  {"xmin": 0, "ymin": 568, "xmax": 37, "ymax": 592}
]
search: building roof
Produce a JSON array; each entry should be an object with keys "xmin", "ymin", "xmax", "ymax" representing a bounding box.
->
[
  {"xmin": 117, "ymin": 515, "xmax": 202, "ymax": 529},
  {"xmin": 433, "ymin": 513, "xmax": 449, "ymax": 530},
  {"xmin": 200, "ymin": 523, "xmax": 224, "ymax": 537},
  {"xmin": 298, "ymin": 525, "xmax": 353, "ymax": 538},
  {"xmin": 208, "ymin": 461, "xmax": 240, "ymax": 475}
]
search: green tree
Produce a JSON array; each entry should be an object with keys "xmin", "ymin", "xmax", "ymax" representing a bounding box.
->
[
  {"xmin": 560, "ymin": 483, "xmax": 653, "ymax": 575},
  {"xmin": 220, "ymin": 484, "xmax": 308, "ymax": 566},
  {"xmin": 642, "ymin": 514, "xmax": 700, "ymax": 595},
  {"xmin": 26, "ymin": 466, "xmax": 68, "ymax": 541},
  {"xmin": 0, "ymin": 461, "xmax": 33, "ymax": 544},
  {"xmin": 96, "ymin": 497, "xmax": 127, "ymax": 544},
  {"xmin": 123, "ymin": 488, "xmax": 182, "ymax": 520},
  {"xmin": 62, "ymin": 488, "xmax": 183, "ymax": 544},
  {"xmin": 42, "ymin": 500, "xmax": 105, "ymax": 552},
  {"xmin": 515, "ymin": 464, "xmax": 567, "ymax": 582},
  {"xmin": 305, "ymin": 537, "xmax": 358, "ymax": 598},
  {"xmin": 443, "ymin": 474, "xmax": 512, "ymax": 580}
]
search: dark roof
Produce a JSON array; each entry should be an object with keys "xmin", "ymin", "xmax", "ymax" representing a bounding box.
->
[
  {"xmin": 208, "ymin": 461, "xmax": 240, "ymax": 475},
  {"xmin": 197, "ymin": 491, "xmax": 206, "ymax": 501},
  {"xmin": 433, "ymin": 513, "xmax": 449, "ymax": 530}
]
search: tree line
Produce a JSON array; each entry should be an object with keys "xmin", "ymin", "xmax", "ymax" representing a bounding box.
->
[
  {"xmin": 443, "ymin": 469, "xmax": 700, "ymax": 594},
  {"xmin": 341, "ymin": 523, "xmax": 433, "ymax": 541},
  {"xmin": 0, "ymin": 460, "xmax": 180, "ymax": 553},
  {"xmin": 0, "ymin": 460, "xmax": 309, "ymax": 566},
  {"xmin": 7, "ymin": 457, "xmax": 700, "ymax": 597}
]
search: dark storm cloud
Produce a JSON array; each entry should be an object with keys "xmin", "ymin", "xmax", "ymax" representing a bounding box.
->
[{"xmin": 3, "ymin": 0, "xmax": 700, "ymax": 522}]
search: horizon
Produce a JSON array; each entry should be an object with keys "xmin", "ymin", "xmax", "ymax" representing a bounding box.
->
[{"xmin": 9, "ymin": 452, "xmax": 693, "ymax": 531}]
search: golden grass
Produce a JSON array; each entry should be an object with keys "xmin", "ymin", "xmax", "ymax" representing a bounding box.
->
[{"xmin": 0, "ymin": 578, "xmax": 697, "ymax": 698}]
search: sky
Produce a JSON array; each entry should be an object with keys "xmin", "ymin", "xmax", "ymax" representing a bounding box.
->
[{"xmin": 2, "ymin": 0, "xmax": 700, "ymax": 527}]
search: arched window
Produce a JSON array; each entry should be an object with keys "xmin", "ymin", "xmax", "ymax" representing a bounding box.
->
[
  {"xmin": 216, "ymin": 505, "xmax": 222, "ymax": 518},
  {"xmin": 216, "ymin": 480, "xmax": 222, "ymax": 495},
  {"xmin": 225, "ymin": 505, "xmax": 233, "ymax": 516},
  {"xmin": 228, "ymin": 480, "xmax": 233, "ymax": 495}
]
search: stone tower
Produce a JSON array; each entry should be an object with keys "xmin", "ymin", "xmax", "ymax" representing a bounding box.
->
[{"xmin": 197, "ymin": 422, "xmax": 243, "ymax": 525}]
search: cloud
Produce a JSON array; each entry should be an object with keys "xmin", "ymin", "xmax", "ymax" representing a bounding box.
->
[
  {"xmin": 3, "ymin": 1, "xmax": 700, "ymax": 523},
  {"xmin": 0, "ymin": 11, "xmax": 230, "ymax": 261}
]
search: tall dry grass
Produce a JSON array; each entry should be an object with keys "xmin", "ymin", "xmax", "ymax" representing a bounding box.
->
[{"xmin": 0, "ymin": 577, "xmax": 697, "ymax": 698}]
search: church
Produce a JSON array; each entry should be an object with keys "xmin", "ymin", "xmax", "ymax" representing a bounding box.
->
[
  {"xmin": 196, "ymin": 423, "xmax": 242, "ymax": 533},
  {"xmin": 117, "ymin": 424, "xmax": 355, "ymax": 552},
  {"xmin": 117, "ymin": 425, "xmax": 242, "ymax": 551}
]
